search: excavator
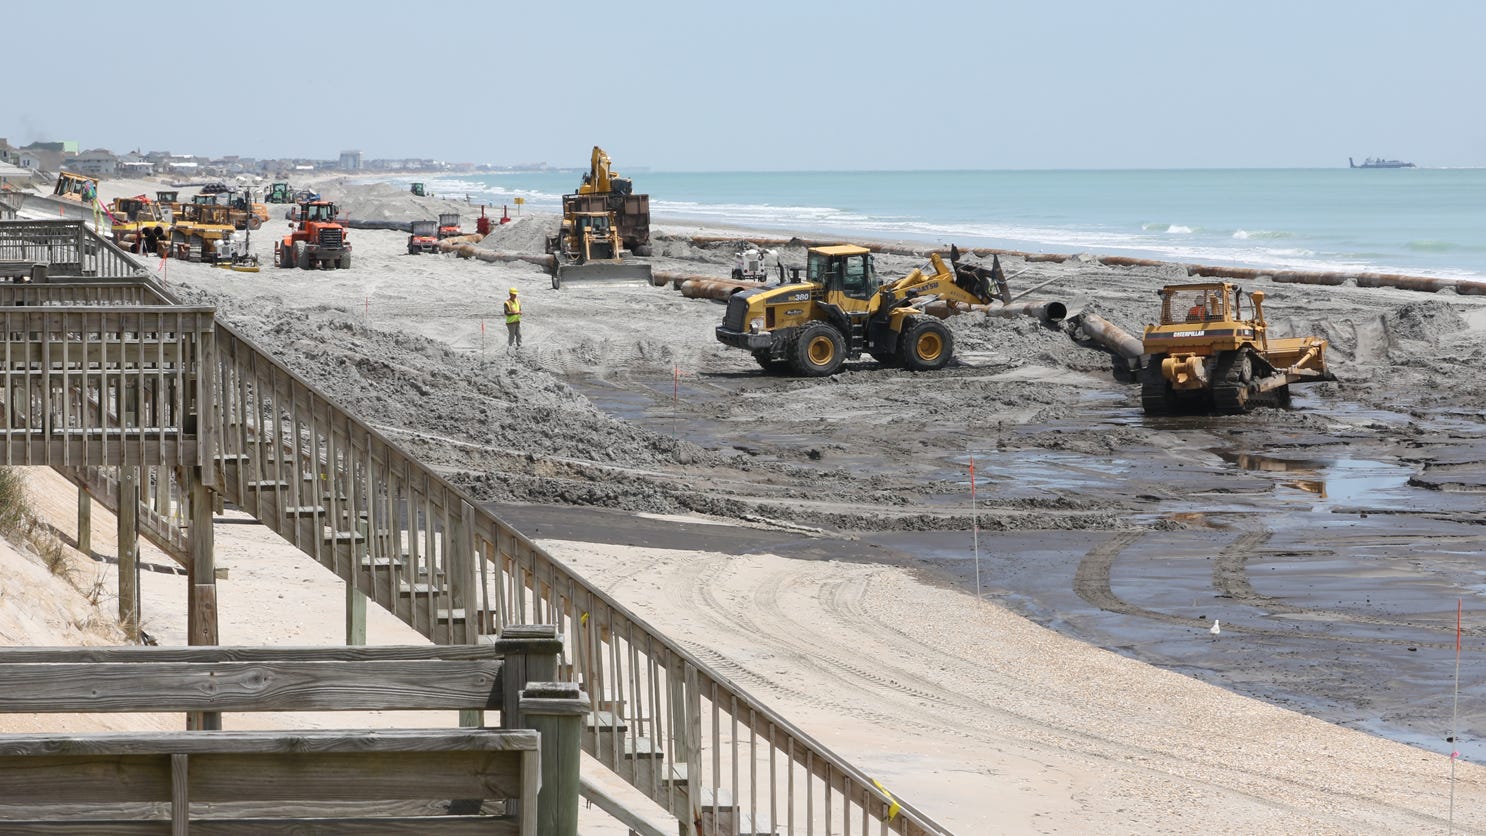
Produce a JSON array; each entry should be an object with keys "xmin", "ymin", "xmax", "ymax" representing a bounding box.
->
[
  {"xmin": 1140, "ymin": 282, "xmax": 1333, "ymax": 414},
  {"xmin": 716, "ymin": 244, "xmax": 1010, "ymax": 376},
  {"xmin": 566, "ymin": 145, "xmax": 651, "ymax": 256}
]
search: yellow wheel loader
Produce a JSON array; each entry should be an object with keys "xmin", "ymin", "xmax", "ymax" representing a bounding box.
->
[
  {"xmin": 1140, "ymin": 282, "xmax": 1334, "ymax": 414},
  {"xmin": 715, "ymin": 244, "xmax": 1010, "ymax": 376}
]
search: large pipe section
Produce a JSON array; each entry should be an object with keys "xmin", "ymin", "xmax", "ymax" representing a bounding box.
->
[
  {"xmin": 922, "ymin": 299, "xmax": 1067, "ymax": 323},
  {"xmin": 680, "ymin": 278, "xmax": 764, "ymax": 300},
  {"xmin": 1072, "ymin": 313, "xmax": 1144, "ymax": 360},
  {"xmin": 469, "ymin": 249, "xmax": 557, "ymax": 271}
]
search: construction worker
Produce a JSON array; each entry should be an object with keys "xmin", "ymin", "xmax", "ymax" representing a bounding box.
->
[
  {"xmin": 1187, "ymin": 299, "xmax": 1207, "ymax": 321},
  {"xmin": 504, "ymin": 288, "xmax": 522, "ymax": 352}
]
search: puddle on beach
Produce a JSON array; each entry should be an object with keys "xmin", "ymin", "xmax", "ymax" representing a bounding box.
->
[{"xmin": 1219, "ymin": 451, "xmax": 1415, "ymax": 510}]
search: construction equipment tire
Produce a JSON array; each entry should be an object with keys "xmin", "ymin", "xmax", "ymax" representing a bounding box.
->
[
  {"xmin": 248, "ymin": 216, "xmax": 262, "ymax": 231},
  {"xmin": 338, "ymin": 253, "xmax": 351, "ymax": 269},
  {"xmin": 753, "ymin": 351, "xmax": 789, "ymax": 374},
  {"xmin": 293, "ymin": 241, "xmax": 309, "ymax": 270},
  {"xmin": 634, "ymin": 245, "xmax": 653, "ymax": 257},
  {"xmin": 789, "ymin": 323, "xmax": 845, "ymax": 377},
  {"xmin": 899, "ymin": 317, "xmax": 953, "ymax": 371}
]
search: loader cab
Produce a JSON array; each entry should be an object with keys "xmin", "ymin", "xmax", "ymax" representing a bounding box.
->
[
  {"xmin": 301, "ymin": 202, "xmax": 339, "ymax": 224},
  {"xmin": 807, "ymin": 245, "xmax": 878, "ymax": 310},
  {"xmin": 1162, "ymin": 283, "xmax": 1243, "ymax": 325}
]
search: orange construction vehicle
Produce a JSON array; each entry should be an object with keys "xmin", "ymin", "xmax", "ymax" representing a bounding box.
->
[{"xmin": 275, "ymin": 200, "xmax": 352, "ymax": 270}]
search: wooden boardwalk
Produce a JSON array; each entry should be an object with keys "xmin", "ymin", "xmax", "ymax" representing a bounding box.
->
[{"xmin": 0, "ymin": 220, "xmax": 949, "ymax": 836}]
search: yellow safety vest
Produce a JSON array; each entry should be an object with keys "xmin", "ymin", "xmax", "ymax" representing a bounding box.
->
[{"xmin": 504, "ymin": 299, "xmax": 521, "ymax": 323}]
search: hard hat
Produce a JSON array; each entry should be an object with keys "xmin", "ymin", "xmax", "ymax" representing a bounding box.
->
[{"xmin": 509, "ymin": 288, "xmax": 518, "ymax": 295}]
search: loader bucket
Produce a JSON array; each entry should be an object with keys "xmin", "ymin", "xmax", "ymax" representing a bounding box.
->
[{"xmin": 551, "ymin": 261, "xmax": 655, "ymax": 289}]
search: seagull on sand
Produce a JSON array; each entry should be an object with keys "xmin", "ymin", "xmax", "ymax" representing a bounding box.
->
[{"xmin": 1209, "ymin": 620, "xmax": 1221, "ymax": 636}]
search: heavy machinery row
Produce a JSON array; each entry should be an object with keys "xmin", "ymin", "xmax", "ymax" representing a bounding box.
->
[
  {"xmin": 515, "ymin": 147, "xmax": 1334, "ymax": 415},
  {"xmin": 52, "ymin": 146, "xmax": 1334, "ymax": 415}
]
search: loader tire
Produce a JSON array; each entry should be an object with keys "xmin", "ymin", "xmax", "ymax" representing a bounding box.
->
[
  {"xmin": 899, "ymin": 317, "xmax": 953, "ymax": 371},
  {"xmin": 634, "ymin": 245, "xmax": 653, "ymax": 257},
  {"xmin": 789, "ymin": 323, "xmax": 845, "ymax": 377},
  {"xmin": 753, "ymin": 351, "xmax": 789, "ymax": 374},
  {"xmin": 338, "ymin": 253, "xmax": 351, "ymax": 269},
  {"xmin": 551, "ymin": 271, "xmax": 563, "ymax": 290},
  {"xmin": 293, "ymin": 241, "xmax": 309, "ymax": 270},
  {"xmin": 1140, "ymin": 355, "xmax": 1176, "ymax": 415}
]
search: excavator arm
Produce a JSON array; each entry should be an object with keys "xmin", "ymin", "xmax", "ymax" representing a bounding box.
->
[{"xmin": 579, "ymin": 146, "xmax": 614, "ymax": 195}]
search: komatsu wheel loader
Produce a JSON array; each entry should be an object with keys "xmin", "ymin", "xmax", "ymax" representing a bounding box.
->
[
  {"xmin": 1140, "ymin": 282, "xmax": 1333, "ymax": 414},
  {"xmin": 715, "ymin": 244, "xmax": 1010, "ymax": 376}
]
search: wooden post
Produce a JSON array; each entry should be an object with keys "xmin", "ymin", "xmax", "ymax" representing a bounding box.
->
[
  {"xmin": 117, "ymin": 467, "xmax": 139, "ymax": 641},
  {"xmin": 346, "ymin": 582, "xmax": 366, "ymax": 646},
  {"xmin": 185, "ymin": 467, "xmax": 219, "ymax": 731},
  {"xmin": 519, "ymin": 681, "xmax": 587, "ymax": 836},
  {"xmin": 492, "ymin": 625, "xmax": 562, "ymax": 730},
  {"xmin": 76, "ymin": 482, "xmax": 91, "ymax": 555}
]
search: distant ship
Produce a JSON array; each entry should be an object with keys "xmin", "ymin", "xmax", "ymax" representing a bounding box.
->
[{"xmin": 1349, "ymin": 156, "xmax": 1416, "ymax": 169}]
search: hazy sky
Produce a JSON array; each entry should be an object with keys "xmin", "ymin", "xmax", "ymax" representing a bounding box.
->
[{"xmin": 10, "ymin": 0, "xmax": 1480, "ymax": 171}]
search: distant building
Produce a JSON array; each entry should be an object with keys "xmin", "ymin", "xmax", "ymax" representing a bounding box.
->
[
  {"xmin": 26, "ymin": 140, "xmax": 78, "ymax": 155},
  {"xmin": 70, "ymin": 149, "xmax": 119, "ymax": 178},
  {"xmin": 338, "ymin": 150, "xmax": 362, "ymax": 171}
]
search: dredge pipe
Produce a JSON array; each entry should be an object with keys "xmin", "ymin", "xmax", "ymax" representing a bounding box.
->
[
  {"xmin": 469, "ymin": 249, "xmax": 558, "ymax": 271},
  {"xmin": 1073, "ymin": 313, "xmax": 1144, "ymax": 360},
  {"xmin": 344, "ymin": 219, "xmax": 412, "ymax": 232},
  {"xmin": 1273, "ymin": 271, "xmax": 1348, "ymax": 286},
  {"xmin": 923, "ymin": 299, "xmax": 1067, "ymax": 323},
  {"xmin": 680, "ymin": 278, "xmax": 764, "ymax": 300},
  {"xmin": 1355, "ymin": 273, "xmax": 1450, "ymax": 292}
]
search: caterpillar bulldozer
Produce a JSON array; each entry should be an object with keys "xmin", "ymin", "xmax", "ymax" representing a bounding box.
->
[
  {"xmin": 1140, "ymin": 282, "xmax": 1333, "ymax": 414},
  {"xmin": 52, "ymin": 171, "xmax": 99, "ymax": 202},
  {"xmin": 545, "ymin": 210, "xmax": 653, "ymax": 288},
  {"xmin": 275, "ymin": 200, "xmax": 352, "ymax": 270},
  {"xmin": 716, "ymin": 244, "xmax": 1010, "ymax": 376},
  {"xmin": 169, "ymin": 203, "xmax": 235, "ymax": 263}
]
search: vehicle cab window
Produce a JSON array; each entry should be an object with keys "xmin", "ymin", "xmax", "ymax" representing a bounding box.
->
[{"xmin": 841, "ymin": 253, "xmax": 877, "ymax": 300}]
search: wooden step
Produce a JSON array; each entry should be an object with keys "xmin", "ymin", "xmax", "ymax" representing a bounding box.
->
[
  {"xmin": 245, "ymin": 480, "xmax": 288, "ymax": 491},
  {"xmin": 282, "ymin": 506, "xmax": 326, "ymax": 517}
]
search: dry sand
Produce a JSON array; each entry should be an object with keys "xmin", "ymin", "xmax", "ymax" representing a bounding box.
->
[{"xmin": 2, "ymin": 173, "xmax": 1483, "ymax": 834}]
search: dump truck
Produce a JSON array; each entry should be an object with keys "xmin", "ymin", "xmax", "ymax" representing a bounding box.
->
[
  {"xmin": 276, "ymin": 200, "xmax": 352, "ymax": 269},
  {"xmin": 545, "ymin": 210, "xmax": 653, "ymax": 288},
  {"xmin": 1140, "ymin": 282, "xmax": 1333, "ymax": 414},
  {"xmin": 716, "ymin": 244, "xmax": 1009, "ymax": 376},
  {"xmin": 407, "ymin": 219, "xmax": 439, "ymax": 255}
]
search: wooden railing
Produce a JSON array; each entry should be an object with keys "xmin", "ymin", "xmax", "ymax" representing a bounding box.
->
[
  {"xmin": 0, "ymin": 631, "xmax": 571, "ymax": 835},
  {"xmin": 0, "ymin": 220, "xmax": 147, "ymax": 279},
  {"xmin": 0, "ymin": 245, "xmax": 954, "ymax": 833}
]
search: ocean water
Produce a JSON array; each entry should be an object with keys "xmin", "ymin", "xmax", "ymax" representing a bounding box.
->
[{"xmin": 397, "ymin": 168, "xmax": 1486, "ymax": 280}]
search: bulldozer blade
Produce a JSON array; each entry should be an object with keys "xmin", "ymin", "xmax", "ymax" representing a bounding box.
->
[{"xmin": 552, "ymin": 261, "xmax": 655, "ymax": 289}]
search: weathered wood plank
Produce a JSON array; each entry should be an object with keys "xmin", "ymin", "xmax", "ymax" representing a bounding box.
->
[
  {"xmin": 0, "ymin": 816, "xmax": 520, "ymax": 835},
  {"xmin": 0, "ymin": 644, "xmax": 499, "ymax": 663},
  {"xmin": 0, "ymin": 660, "xmax": 502, "ymax": 712}
]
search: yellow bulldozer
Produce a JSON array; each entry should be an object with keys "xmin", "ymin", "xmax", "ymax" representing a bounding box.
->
[
  {"xmin": 169, "ymin": 203, "xmax": 236, "ymax": 263},
  {"xmin": 1140, "ymin": 282, "xmax": 1333, "ymax": 414},
  {"xmin": 545, "ymin": 209, "xmax": 653, "ymax": 288},
  {"xmin": 715, "ymin": 244, "xmax": 1010, "ymax": 375}
]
